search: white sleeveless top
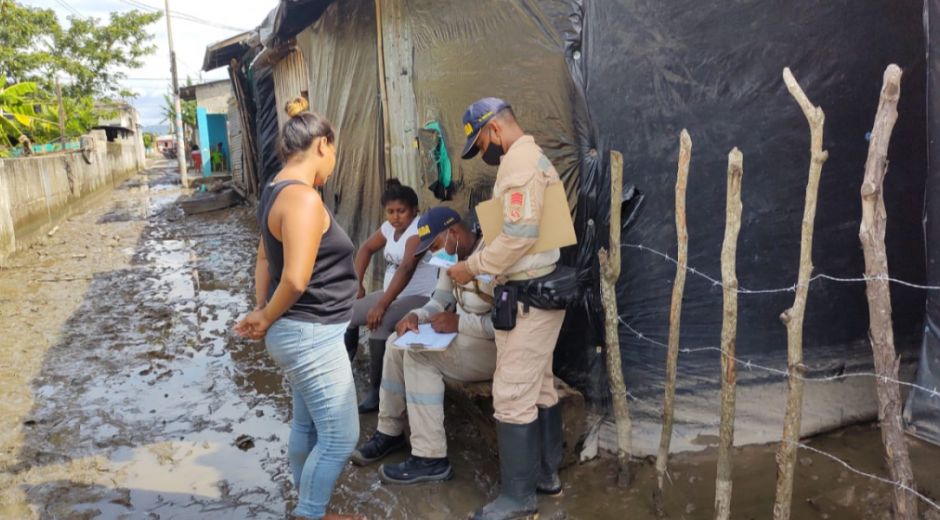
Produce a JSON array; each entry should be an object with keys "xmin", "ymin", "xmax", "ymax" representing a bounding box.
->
[{"xmin": 380, "ymin": 219, "xmax": 439, "ymax": 297}]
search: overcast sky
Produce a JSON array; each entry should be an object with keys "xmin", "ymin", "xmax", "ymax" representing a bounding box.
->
[{"xmin": 23, "ymin": 0, "xmax": 278, "ymax": 130}]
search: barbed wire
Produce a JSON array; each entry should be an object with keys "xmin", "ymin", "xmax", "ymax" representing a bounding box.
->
[
  {"xmin": 622, "ymin": 243, "xmax": 940, "ymax": 293},
  {"xmin": 616, "ymin": 316, "xmax": 940, "ymax": 400},
  {"xmin": 792, "ymin": 441, "xmax": 940, "ymax": 512},
  {"xmin": 614, "ymin": 315, "xmax": 940, "ymax": 512}
]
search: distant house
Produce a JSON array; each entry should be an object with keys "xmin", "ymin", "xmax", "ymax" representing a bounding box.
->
[
  {"xmin": 179, "ymin": 79, "xmax": 235, "ymax": 176},
  {"xmin": 155, "ymin": 135, "xmax": 176, "ymax": 155},
  {"xmin": 201, "ymin": 30, "xmax": 265, "ymax": 200},
  {"xmin": 94, "ymin": 102, "xmax": 145, "ymax": 170}
]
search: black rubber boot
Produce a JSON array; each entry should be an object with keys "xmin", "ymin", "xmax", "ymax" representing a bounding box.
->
[
  {"xmin": 344, "ymin": 327, "xmax": 359, "ymax": 361},
  {"xmin": 536, "ymin": 404, "xmax": 563, "ymax": 496},
  {"xmin": 470, "ymin": 420, "xmax": 539, "ymax": 520},
  {"xmin": 350, "ymin": 430, "xmax": 407, "ymax": 466},
  {"xmin": 379, "ymin": 455, "xmax": 455, "ymax": 484},
  {"xmin": 357, "ymin": 339, "xmax": 384, "ymax": 413}
]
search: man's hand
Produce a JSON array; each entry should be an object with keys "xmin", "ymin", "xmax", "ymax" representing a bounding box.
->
[
  {"xmin": 447, "ymin": 261, "xmax": 474, "ymax": 285},
  {"xmin": 429, "ymin": 311, "xmax": 459, "ymax": 334},
  {"xmin": 395, "ymin": 313, "xmax": 421, "ymax": 337},
  {"xmin": 356, "ymin": 285, "xmax": 366, "ymax": 299},
  {"xmin": 366, "ymin": 302, "xmax": 388, "ymax": 331}
]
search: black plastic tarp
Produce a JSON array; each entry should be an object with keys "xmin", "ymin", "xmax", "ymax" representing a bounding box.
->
[
  {"xmin": 581, "ymin": 0, "xmax": 927, "ymax": 405},
  {"xmin": 906, "ymin": 0, "xmax": 940, "ymax": 445},
  {"xmin": 268, "ymin": 0, "xmax": 334, "ymax": 48},
  {"xmin": 259, "ymin": 0, "xmax": 937, "ymax": 445},
  {"xmin": 249, "ymin": 64, "xmax": 282, "ymax": 187}
]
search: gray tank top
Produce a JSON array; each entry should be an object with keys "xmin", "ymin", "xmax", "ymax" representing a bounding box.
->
[{"xmin": 258, "ymin": 180, "xmax": 357, "ymax": 324}]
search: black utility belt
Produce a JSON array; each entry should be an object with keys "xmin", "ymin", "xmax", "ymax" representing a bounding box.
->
[{"xmin": 491, "ymin": 266, "xmax": 582, "ymax": 331}]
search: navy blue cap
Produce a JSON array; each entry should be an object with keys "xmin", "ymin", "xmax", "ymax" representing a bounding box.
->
[
  {"xmin": 461, "ymin": 97, "xmax": 511, "ymax": 159},
  {"xmin": 414, "ymin": 207, "xmax": 462, "ymax": 256}
]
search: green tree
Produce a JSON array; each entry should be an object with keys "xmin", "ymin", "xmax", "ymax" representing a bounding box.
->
[
  {"xmin": 161, "ymin": 81, "xmax": 197, "ymax": 144},
  {"xmin": 0, "ymin": 1, "xmax": 58, "ymax": 86},
  {"xmin": 0, "ymin": 0, "xmax": 161, "ymax": 141},
  {"xmin": 53, "ymin": 10, "xmax": 163, "ymax": 100}
]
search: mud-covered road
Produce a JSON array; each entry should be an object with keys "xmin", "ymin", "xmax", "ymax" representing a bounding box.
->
[{"xmin": 2, "ymin": 162, "xmax": 940, "ymax": 520}]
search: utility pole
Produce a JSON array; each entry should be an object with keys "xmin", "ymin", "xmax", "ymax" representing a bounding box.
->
[
  {"xmin": 54, "ymin": 76, "xmax": 67, "ymax": 141},
  {"xmin": 165, "ymin": 0, "xmax": 188, "ymax": 187}
]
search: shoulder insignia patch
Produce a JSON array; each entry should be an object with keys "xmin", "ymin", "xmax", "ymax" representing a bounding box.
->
[{"xmin": 507, "ymin": 190, "xmax": 526, "ymax": 221}]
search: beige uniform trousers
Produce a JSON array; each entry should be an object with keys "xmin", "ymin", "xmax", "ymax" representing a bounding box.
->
[
  {"xmin": 376, "ymin": 332, "xmax": 496, "ymax": 458},
  {"xmin": 493, "ymin": 305, "xmax": 566, "ymax": 425}
]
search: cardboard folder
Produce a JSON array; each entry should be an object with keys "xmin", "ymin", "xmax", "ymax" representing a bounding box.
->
[{"xmin": 476, "ymin": 182, "xmax": 577, "ymax": 254}]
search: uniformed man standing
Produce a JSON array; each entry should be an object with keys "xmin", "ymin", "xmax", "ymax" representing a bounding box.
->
[{"xmin": 447, "ymin": 98, "xmax": 565, "ymax": 520}]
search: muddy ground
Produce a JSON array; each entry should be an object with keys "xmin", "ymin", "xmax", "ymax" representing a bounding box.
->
[{"xmin": 1, "ymin": 161, "xmax": 940, "ymax": 520}]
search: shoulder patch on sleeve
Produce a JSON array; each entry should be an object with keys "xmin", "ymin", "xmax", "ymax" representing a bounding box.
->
[{"xmin": 505, "ymin": 189, "xmax": 527, "ymax": 222}]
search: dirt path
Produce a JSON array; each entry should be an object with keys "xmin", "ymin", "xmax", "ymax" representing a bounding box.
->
[{"xmin": 1, "ymin": 162, "xmax": 939, "ymax": 520}]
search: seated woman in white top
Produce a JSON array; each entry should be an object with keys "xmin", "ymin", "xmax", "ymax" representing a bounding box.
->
[{"xmin": 345, "ymin": 179, "xmax": 440, "ymax": 412}]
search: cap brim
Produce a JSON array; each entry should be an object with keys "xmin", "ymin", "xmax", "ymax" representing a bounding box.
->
[
  {"xmin": 414, "ymin": 238, "xmax": 435, "ymax": 257},
  {"xmin": 461, "ymin": 129, "xmax": 482, "ymax": 159}
]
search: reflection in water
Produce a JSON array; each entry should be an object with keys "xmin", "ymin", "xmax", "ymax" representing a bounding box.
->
[{"xmin": 4, "ymin": 164, "xmax": 940, "ymax": 520}]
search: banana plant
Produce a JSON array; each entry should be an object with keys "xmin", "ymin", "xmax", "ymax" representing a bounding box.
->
[{"xmin": 0, "ymin": 78, "xmax": 56, "ymax": 148}]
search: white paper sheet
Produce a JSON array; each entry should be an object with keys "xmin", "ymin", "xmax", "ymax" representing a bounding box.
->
[{"xmin": 392, "ymin": 323, "xmax": 457, "ymax": 351}]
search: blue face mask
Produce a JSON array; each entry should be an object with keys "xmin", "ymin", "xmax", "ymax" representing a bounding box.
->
[{"xmin": 428, "ymin": 233, "xmax": 458, "ymax": 268}]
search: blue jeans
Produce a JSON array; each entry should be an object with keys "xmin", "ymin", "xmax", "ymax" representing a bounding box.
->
[{"xmin": 265, "ymin": 318, "xmax": 359, "ymax": 519}]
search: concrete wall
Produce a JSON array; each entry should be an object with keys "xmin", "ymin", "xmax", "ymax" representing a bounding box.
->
[
  {"xmin": 195, "ymin": 81, "xmax": 234, "ymax": 115},
  {"xmin": 0, "ymin": 131, "xmax": 144, "ymax": 264}
]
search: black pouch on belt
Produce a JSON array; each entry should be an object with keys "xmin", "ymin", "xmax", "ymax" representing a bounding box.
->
[
  {"xmin": 509, "ymin": 265, "xmax": 582, "ymax": 310},
  {"xmin": 492, "ymin": 284, "xmax": 519, "ymax": 331}
]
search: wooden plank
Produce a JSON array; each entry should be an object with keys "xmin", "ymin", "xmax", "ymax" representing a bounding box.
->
[
  {"xmin": 179, "ymin": 188, "xmax": 240, "ymax": 215},
  {"xmin": 378, "ymin": 0, "xmax": 421, "ymax": 189}
]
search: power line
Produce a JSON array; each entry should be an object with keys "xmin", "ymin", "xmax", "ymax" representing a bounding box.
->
[
  {"xmin": 123, "ymin": 77, "xmax": 172, "ymax": 81},
  {"xmin": 52, "ymin": 0, "xmax": 82, "ymax": 18},
  {"xmin": 51, "ymin": 0, "xmax": 248, "ymax": 33},
  {"xmin": 116, "ymin": 0, "xmax": 251, "ymax": 33}
]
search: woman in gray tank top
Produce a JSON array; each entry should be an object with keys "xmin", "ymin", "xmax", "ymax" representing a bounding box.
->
[{"xmin": 234, "ymin": 97, "xmax": 362, "ymax": 520}]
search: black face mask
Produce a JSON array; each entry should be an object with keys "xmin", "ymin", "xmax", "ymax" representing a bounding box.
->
[{"xmin": 481, "ymin": 141, "xmax": 503, "ymax": 166}]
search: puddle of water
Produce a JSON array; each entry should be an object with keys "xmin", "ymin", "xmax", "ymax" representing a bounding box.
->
[{"xmin": 6, "ymin": 165, "xmax": 940, "ymax": 520}]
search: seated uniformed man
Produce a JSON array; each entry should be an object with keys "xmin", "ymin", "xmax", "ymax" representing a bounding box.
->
[{"xmin": 350, "ymin": 207, "xmax": 497, "ymax": 484}]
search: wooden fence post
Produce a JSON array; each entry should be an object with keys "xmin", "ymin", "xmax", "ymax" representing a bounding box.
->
[
  {"xmin": 599, "ymin": 150, "xmax": 632, "ymax": 486},
  {"xmin": 858, "ymin": 63, "xmax": 918, "ymax": 520},
  {"xmin": 654, "ymin": 130, "xmax": 692, "ymax": 515},
  {"xmin": 772, "ymin": 67, "xmax": 829, "ymax": 520},
  {"xmin": 714, "ymin": 148, "xmax": 743, "ymax": 520}
]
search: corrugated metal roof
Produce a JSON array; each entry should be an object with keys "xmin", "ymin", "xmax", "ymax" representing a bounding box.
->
[
  {"xmin": 273, "ymin": 49, "xmax": 310, "ymax": 130},
  {"xmin": 202, "ymin": 31, "xmax": 260, "ymax": 71}
]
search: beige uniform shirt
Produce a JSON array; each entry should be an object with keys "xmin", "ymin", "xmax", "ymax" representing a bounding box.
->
[
  {"xmin": 466, "ymin": 135, "xmax": 561, "ymax": 278},
  {"xmin": 412, "ymin": 242, "xmax": 496, "ymax": 339}
]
